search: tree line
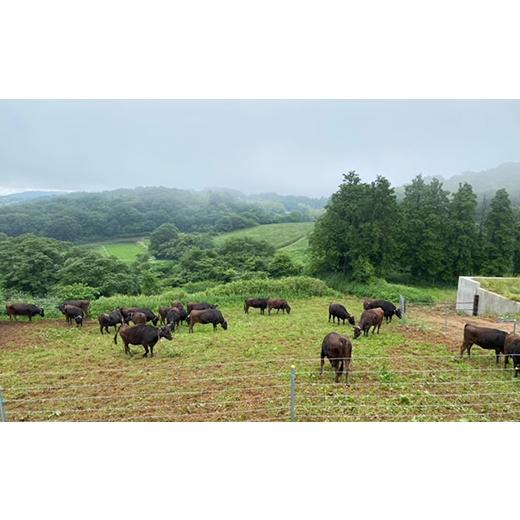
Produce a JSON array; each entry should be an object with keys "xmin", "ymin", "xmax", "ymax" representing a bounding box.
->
[
  {"xmin": 0, "ymin": 187, "xmax": 322, "ymax": 242},
  {"xmin": 0, "ymin": 231, "xmax": 302, "ymax": 299},
  {"xmin": 309, "ymin": 172, "xmax": 520, "ymax": 282}
]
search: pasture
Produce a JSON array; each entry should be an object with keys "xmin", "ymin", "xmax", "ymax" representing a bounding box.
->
[
  {"xmin": 1, "ymin": 296, "xmax": 519, "ymax": 422},
  {"xmin": 88, "ymin": 238, "xmax": 148, "ymax": 263},
  {"xmin": 214, "ymin": 222, "xmax": 314, "ymax": 264}
]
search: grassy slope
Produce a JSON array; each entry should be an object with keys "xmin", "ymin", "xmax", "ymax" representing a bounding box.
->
[
  {"xmin": 476, "ymin": 277, "xmax": 520, "ymax": 302},
  {"xmin": 214, "ymin": 222, "xmax": 314, "ymax": 264},
  {"xmin": 1, "ymin": 295, "xmax": 518, "ymax": 422},
  {"xmin": 85, "ymin": 223, "xmax": 314, "ymax": 264}
]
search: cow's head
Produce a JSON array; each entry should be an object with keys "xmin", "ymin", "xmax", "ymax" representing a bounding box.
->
[
  {"xmin": 395, "ymin": 309, "xmax": 402, "ymax": 319},
  {"xmin": 353, "ymin": 326, "xmax": 362, "ymax": 339},
  {"xmin": 348, "ymin": 315, "xmax": 355, "ymax": 326},
  {"xmin": 285, "ymin": 304, "xmax": 291, "ymax": 314},
  {"xmin": 39, "ymin": 307, "xmax": 45, "ymax": 317},
  {"xmin": 74, "ymin": 315, "xmax": 83, "ymax": 325},
  {"xmin": 221, "ymin": 320, "xmax": 228, "ymax": 330},
  {"xmin": 159, "ymin": 326, "xmax": 173, "ymax": 341}
]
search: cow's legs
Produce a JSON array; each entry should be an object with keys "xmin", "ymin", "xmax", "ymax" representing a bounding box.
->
[
  {"xmin": 320, "ymin": 355, "xmax": 325, "ymax": 375},
  {"xmin": 460, "ymin": 341, "xmax": 472, "ymax": 358},
  {"xmin": 150, "ymin": 345, "xmax": 154, "ymax": 357},
  {"xmin": 496, "ymin": 350, "xmax": 501, "ymax": 365},
  {"xmin": 143, "ymin": 345, "xmax": 149, "ymax": 357},
  {"xmin": 504, "ymin": 355, "xmax": 510, "ymax": 368},
  {"xmin": 344, "ymin": 358, "xmax": 350, "ymax": 384}
]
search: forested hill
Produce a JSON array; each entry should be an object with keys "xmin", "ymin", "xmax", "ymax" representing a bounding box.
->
[
  {"xmin": 422, "ymin": 162, "xmax": 520, "ymax": 202},
  {"xmin": 0, "ymin": 187, "xmax": 324, "ymax": 242}
]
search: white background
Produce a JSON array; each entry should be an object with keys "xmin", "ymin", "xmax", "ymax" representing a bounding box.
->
[{"xmin": 1, "ymin": 1, "xmax": 519, "ymax": 519}]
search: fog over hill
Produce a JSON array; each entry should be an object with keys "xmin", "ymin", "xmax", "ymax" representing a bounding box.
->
[{"xmin": 421, "ymin": 162, "xmax": 520, "ymax": 201}]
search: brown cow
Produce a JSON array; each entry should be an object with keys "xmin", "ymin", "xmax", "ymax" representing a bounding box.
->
[
  {"xmin": 460, "ymin": 324, "xmax": 508, "ymax": 364},
  {"xmin": 267, "ymin": 299, "xmax": 291, "ymax": 315},
  {"xmin": 188, "ymin": 309, "xmax": 228, "ymax": 333},
  {"xmin": 353, "ymin": 308, "xmax": 384, "ymax": 339},
  {"xmin": 320, "ymin": 332, "xmax": 353, "ymax": 383},
  {"xmin": 504, "ymin": 333, "xmax": 520, "ymax": 376}
]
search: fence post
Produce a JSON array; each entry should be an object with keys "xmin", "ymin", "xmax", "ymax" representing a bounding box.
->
[
  {"xmin": 400, "ymin": 295, "xmax": 406, "ymax": 324},
  {"xmin": 0, "ymin": 390, "xmax": 6, "ymax": 422},
  {"xmin": 444, "ymin": 302, "xmax": 449, "ymax": 332},
  {"xmin": 290, "ymin": 365, "xmax": 296, "ymax": 422}
]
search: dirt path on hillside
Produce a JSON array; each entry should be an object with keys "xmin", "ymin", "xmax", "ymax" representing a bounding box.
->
[{"xmin": 405, "ymin": 304, "xmax": 516, "ymax": 352}]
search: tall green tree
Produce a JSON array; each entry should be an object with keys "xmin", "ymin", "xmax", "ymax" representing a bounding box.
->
[
  {"xmin": 401, "ymin": 176, "xmax": 450, "ymax": 282},
  {"xmin": 446, "ymin": 182, "xmax": 478, "ymax": 278},
  {"xmin": 513, "ymin": 210, "xmax": 520, "ymax": 276},
  {"xmin": 482, "ymin": 189, "xmax": 516, "ymax": 275},
  {"xmin": 309, "ymin": 171, "xmax": 400, "ymax": 279}
]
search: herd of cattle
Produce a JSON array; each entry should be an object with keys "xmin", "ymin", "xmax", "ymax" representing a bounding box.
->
[{"xmin": 4, "ymin": 297, "xmax": 520, "ymax": 379}]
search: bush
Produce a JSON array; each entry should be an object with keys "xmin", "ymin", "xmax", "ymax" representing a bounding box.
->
[
  {"xmin": 320, "ymin": 273, "xmax": 441, "ymax": 305},
  {"xmin": 51, "ymin": 283, "xmax": 100, "ymax": 301}
]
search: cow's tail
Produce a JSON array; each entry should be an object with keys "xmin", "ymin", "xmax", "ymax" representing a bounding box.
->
[{"xmin": 114, "ymin": 325, "xmax": 122, "ymax": 344}]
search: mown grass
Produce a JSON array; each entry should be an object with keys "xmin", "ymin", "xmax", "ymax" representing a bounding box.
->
[
  {"xmin": 87, "ymin": 238, "xmax": 148, "ymax": 263},
  {"xmin": 1, "ymin": 295, "xmax": 518, "ymax": 422},
  {"xmin": 214, "ymin": 222, "xmax": 314, "ymax": 259}
]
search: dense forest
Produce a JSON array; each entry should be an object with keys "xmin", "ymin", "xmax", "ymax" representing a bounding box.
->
[
  {"xmin": 309, "ymin": 172, "xmax": 520, "ymax": 283},
  {"xmin": 0, "ymin": 187, "xmax": 325, "ymax": 242}
]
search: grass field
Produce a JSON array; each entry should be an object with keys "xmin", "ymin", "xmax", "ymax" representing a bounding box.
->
[
  {"xmin": 89, "ymin": 238, "xmax": 148, "ymax": 263},
  {"xmin": 85, "ymin": 222, "xmax": 315, "ymax": 264},
  {"xmin": 214, "ymin": 222, "xmax": 314, "ymax": 264},
  {"xmin": 477, "ymin": 277, "xmax": 520, "ymax": 302},
  {"xmin": 1, "ymin": 296, "xmax": 518, "ymax": 422}
]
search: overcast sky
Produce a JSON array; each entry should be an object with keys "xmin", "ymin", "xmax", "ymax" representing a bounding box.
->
[{"xmin": 1, "ymin": 100, "xmax": 519, "ymax": 197}]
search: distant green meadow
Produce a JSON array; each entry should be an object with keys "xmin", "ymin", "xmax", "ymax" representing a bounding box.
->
[{"xmin": 86, "ymin": 222, "xmax": 315, "ymax": 265}]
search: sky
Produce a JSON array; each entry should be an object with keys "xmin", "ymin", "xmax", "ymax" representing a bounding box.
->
[{"xmin": 0, "ymin": 100, "xmax": 519, "ymax": 197}]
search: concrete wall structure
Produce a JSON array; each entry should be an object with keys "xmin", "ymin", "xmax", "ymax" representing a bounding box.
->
[{"xmin": 456, "ymin": 276, "xmax": 520, "ymax": 317}]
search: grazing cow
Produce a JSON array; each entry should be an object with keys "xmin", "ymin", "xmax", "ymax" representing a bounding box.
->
[
  {"xmin": 460, "ymin": 324, "xmax": 507, "ymax": 364},
  {"xmin": 186, "ymin": 302, "xmax": 217, "ymax": 314},
  {"xmin": 328, "ymin": 303, "xmax": 355, "ymax": 325},
  {"xmin": 171, "ymin": 301, "xmax": 188, "ymax": 324},
  {"xmin": 244, "ymin": 298, "xmax": 269, "ymax": 314},
  {"xmin": 267, "ymin": 299, "xmax": 291, "ymax": 315},
  {"xmin": 320, "ymin": 332, "xmax": 353, "ymax": 383},
  {"xmin": 6, "ymin": 303, "xmax": 44, "ymax": 321},
  {"xmin": 353, "ymin": 308, "xmax": 385, "ymax": 339},
  {"xmin": 188, "ymin": 309, "xmax": 228, "ymax": 333},
  {"xmin": 61, "ymin": 300, "xmax": 91, "ymax": 317},
  {"xmin": 119, "ymin": 307, "xmax": 159, "ymax": 326},
  {"xmin": 98, "ymin": 310, "xmax": 124, "ymax": 334},
  {"xmin": 114, "ymin": 324, "xmax": 173, "ymax": 357},
  {"xmin": 363, "ymin": 300, "xmax": 401, "ymax": 323},
  {"xmin": 504, "ymin": 333, "xmax": 520, "ymax": 376},
  {"xmin": 62, "ymin": 304, "xmax": 85, "ymax": 327},
  {"xmin": 129, "ymin": 311, "xmax": 147, "ymax": 325},
  {"xmin": 158, "ymin": 306, "xmax": 170, "ymax": 325},
  {"xmin": 165, "ymin": 308, "xmax": 182, "ymax": 331}
]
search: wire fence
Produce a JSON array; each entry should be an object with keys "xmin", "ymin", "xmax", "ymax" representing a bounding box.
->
[
  {"xmin": 1, "ymin": 297, "xmax": 520, "ymax": 422},
  {"xmin": 2, "ymin": 352, "xmax": 520, "ymax": 422}
]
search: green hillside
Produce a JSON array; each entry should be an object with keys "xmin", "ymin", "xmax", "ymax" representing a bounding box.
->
[{"xmin": 213, "ymin": 222, "xmax": 314, "ymax": 264}]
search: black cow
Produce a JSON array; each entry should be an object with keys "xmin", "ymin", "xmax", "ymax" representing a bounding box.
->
[
  {"xmin": 186, "ymin": 302, "xmax": 217, "ymax": 314},
  {"xmin": 119, "ymin": 307, "xmax": 159, "ymax": 326},
  {"xmin": 61, "ymin": 300, "xmax": 91, "ymax": 317},
  {"xmin": 165, "ymin": 308, "xmax": 183, "ymax": 331},
  {"xmin": 320, "ymin": 332, "xmax": 353, "ymax": 383},
  {"xmin": 62, "ymin": 304, "xmax": 85, "ymax": 327},
  {"xmin": 460, "ymin": 324, "xmax": 508, "ymax": 364},
  {"xmin": 504, "ymin": 333, "xmax": 520, "ymax": 376},
  {"xmin": 244, "ymin": 298, "xmax": 269, "ymax": 314},
  {"xmin": 188, "ymin": 309, "xmax": 228, "ymax": 333},
  {"xmin": 114, "ymin": 324, "xmax": 173, "ymax": 357},
  {"xmin": 328, "ymin": 303, "xmax": 355, "ymax": 325},
  {"xmin": 98, "ymin": 310, "xmax": 125, "ymax": 334},
  {"xmin": 6, "ymin": 303, "xmax": 44, "ymax": 321},
  {"xmin": 363, "ymin": 299, "xmax": 401, "ymax": 323},
  {"xmin": 171, "ymin": 301, "xmax": 188, "ymax": 324}
]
